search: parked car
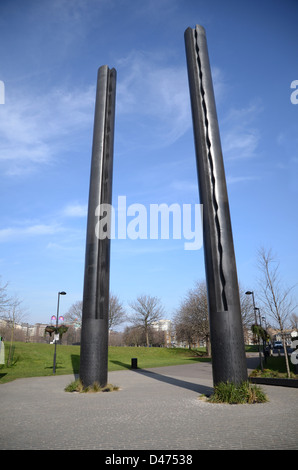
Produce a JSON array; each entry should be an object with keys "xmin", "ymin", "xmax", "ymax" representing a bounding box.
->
[{"xmin": 273, "ymin": 341, "xmax": 283, "ymax": 349}]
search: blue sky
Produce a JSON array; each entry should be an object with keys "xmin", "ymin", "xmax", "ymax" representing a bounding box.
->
[{"xmin": 0, "ymin": 0, "xmax": 297, "ymax": 326}]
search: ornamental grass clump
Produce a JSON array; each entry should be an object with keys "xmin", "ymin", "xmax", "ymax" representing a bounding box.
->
[
  {"xmin": 65, "ymin": 379, "xmax": 119, "ymax": 393},
  {"xmin": 207, "ymin": 381, "xmax": 268, "ymax": 404}
]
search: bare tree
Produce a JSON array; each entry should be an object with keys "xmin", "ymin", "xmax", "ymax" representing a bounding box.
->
[
  {"xmin": 108, "ymin": 294, "xmax": 127, "ymax": 330},
  {"xmin": 290, "ymin": 313, "xmax": 298, "ymax": 331},
  {"xmin": 64, "ymin": 294, "xmax": 126, "ymax": 331},
  {"xmin": 174, "ymin": 317, "xmax": 196, "ymax": 349},
  {"xmin": 123, "ymin": 325, "xmax": 146, "ymax": 347},
  {"xmin": 257, "ymin": 247, "xmax": 297, "ymax": 378},
  {"xmin": 0, "ymin": 277, "xmax": 12, "ymax": 315},
  {"xmin": 4, "ymin": 297, "xmax": 27, "ymax": 366},
  {"xmin": 239, "ymin": 283, "xmax": 256, "ymax": 343},
  {"xmin": 128, "ymin": 295, "xmax": 164, "ymax": 347},
  {"xmin": 174, "ymin": 281, "xmax": 254, "ymax": 351},
  {"xmin": 109, "ymin": 330, "xmax": 124, "ymax": 346},
  {"xmin": 239, "ymin": 283, "xmax": 255, "ymax": 328},
  {"xmin": 151, "ymin": 328, "xmax": 167, "ymax": 347},
  {"xmin": 64, "ymin": 300, "xmax": 83, "ymax": 326},
  {"xmin": 173, "ymin": 281, "xmax": 210, "ymax": 352}
]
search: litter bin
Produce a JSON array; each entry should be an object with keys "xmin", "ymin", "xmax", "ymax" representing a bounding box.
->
[{"xmin": 131, "ymin": 358, "xmax": 138, "ymax": 369}]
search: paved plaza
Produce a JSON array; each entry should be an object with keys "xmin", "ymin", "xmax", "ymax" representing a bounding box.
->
[{"xmin": 1, "ymin": 356, "xmax": 297, "ymax": 450}]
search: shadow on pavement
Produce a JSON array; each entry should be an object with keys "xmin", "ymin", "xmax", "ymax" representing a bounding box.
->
[
  {"xmin": 133, "ymin": 368, "xmax": 214, "ymax": 396},
  {"xmin": 110, "ymin": 360, "xmax": 131, "ymax": 370},
  {"xmin": 109, "ymin": 356, "xmax": 261, "ymax": 396}
]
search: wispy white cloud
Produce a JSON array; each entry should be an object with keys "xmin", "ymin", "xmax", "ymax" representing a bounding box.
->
[
  {"xmin": 0, "ymin": 223, "xmax": 64, "ymax": 242},
  {"xmin": 169, "ymin": 180, "xmax": 198, "ymax": 193},
  {"xmin": 0, "ymin": 47, "xmax": 228, "ymax": 177},
  {"xmin": 221, "ymin": 101, "xmax": 263, "ymax": 161},
  {"xmin": 112, "ymin": 239, "xmax": 183, "ymax": 257},
  {"xmin": 62, "ymin": 203, "xmax": 88, "ymax": 217},
  {"xmin": 223, "ymin": 131, "xmax": 259, "ymax": 159},
  {"xmin": 211, "ymin": 66, "xmax": 228, "ymax": 104},
  {"xmin": 116, "ymin": 49, "xmax": 253, "ymax": 161},
  {"xmin": 116, "ymin": 50, "xmax": 191, "ymax": 148},
  {"xmin": 24, "ymin": 0, "xmax": 109, "ymax": 63},
  {"xmin": 226, "ymin": 175, "xmax": 259, "ymax": 185},
  {"xmin": 0, "ymin": 85, "xmax": 95, "ymax": 176}
]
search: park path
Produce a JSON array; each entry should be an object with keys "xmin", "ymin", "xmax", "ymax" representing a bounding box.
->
[{"xmin": 0, "ymin": 356, "xmax": 297, "ymax": 450}]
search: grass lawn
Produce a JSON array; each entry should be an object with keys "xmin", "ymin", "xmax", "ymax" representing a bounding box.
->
[
  {"xmin": 0, "ymin": 342, "xmax": 210, "ymax": 384},
  {"xmin": 250, "ymin": 355, "xmax": 298, "ymax": 379}
]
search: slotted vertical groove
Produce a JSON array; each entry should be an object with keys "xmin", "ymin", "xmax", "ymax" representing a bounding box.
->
[
  {"xmin": 97, "ymin": 70, "xmax": 110, "ymax": 320},
  {"xmin": 185, "ymin": 25, "xmax": 248, "ymax": 385},
  {"xmin": 95, "ymin": 68, "xmax": 116, "ymax": 321},
  {"xmin": 194, "ymin": 29, "xmax": 227, "ymax": 312},
  {"xmin": 95, "ymin": 70, "xmax": 108, "ymax": 320}
]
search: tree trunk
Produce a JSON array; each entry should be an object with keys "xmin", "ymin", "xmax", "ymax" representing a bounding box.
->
[
  {"xmin": 206, "ymin": 334, "xmax": 211, "ymax": 356},
  {"xmin": 7, "ymin": 321, "xmax": 14, "ymax": 367},
  {"xmin": 281, "ymin": 329, "xmax": 291, "ymax": 378}
]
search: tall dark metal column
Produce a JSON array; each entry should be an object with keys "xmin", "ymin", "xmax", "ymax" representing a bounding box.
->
[
  {"xmin": 185, "ymin": 25, "xmax": 247, "ymax": 385},
  {"xmin": 79, "ymin": 65, "xmax": 116, "ymax": 388}
]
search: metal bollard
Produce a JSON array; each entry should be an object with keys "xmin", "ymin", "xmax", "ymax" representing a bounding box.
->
[{"xmin": 131, "ymin": 358, "xmax": 138, "ymax": 369}]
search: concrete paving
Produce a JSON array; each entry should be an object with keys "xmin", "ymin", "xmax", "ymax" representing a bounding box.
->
[{"xmin": 0, "ymin": 356, "xmax": 297, "ymax": 450}]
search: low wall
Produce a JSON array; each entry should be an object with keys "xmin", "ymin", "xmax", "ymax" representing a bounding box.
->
[{"xmin": 249, "ymin": 377, "xmax": 298, "ymax": 388}]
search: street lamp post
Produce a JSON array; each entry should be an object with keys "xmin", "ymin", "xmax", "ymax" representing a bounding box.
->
[
  {"xmin": 53, "ymin": 291, "xmax": 66, "ymax": 374},
  {"xmin": 255, "ymin": 307, "xmax": 266, "ymax": 361},
  {"xmin": 245, "ymin": 291, "xmax": 263, "ymax": 371},
  {"xmin": 255, "ymin": 306, "xmax": 262, "ymax": 326}
]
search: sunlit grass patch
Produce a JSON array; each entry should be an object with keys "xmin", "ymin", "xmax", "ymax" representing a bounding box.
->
[
  {"xmin": 65, "ymin": 378, "xmax": 119, "ymax": 393},
  {"xmin": 202, "ymin": 381, "xmax": 268, "ymax": 404}
]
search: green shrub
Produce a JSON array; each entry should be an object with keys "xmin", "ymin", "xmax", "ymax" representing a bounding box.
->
[
  {"xmin": 250, "ymin": 356, "xmax": 298, "ymax": 379},
  {"xmin": 207, "ymin": 381, "xmax": 268, "ymax": 404},
  {"xmin": 64, "ymin": 379, "xmax": 119, "ymax": 393}
]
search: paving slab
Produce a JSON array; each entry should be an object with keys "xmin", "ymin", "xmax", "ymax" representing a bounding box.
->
[{"xmin": 0, "ymin": 357, "xmax": 297, "ymax": 450}]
